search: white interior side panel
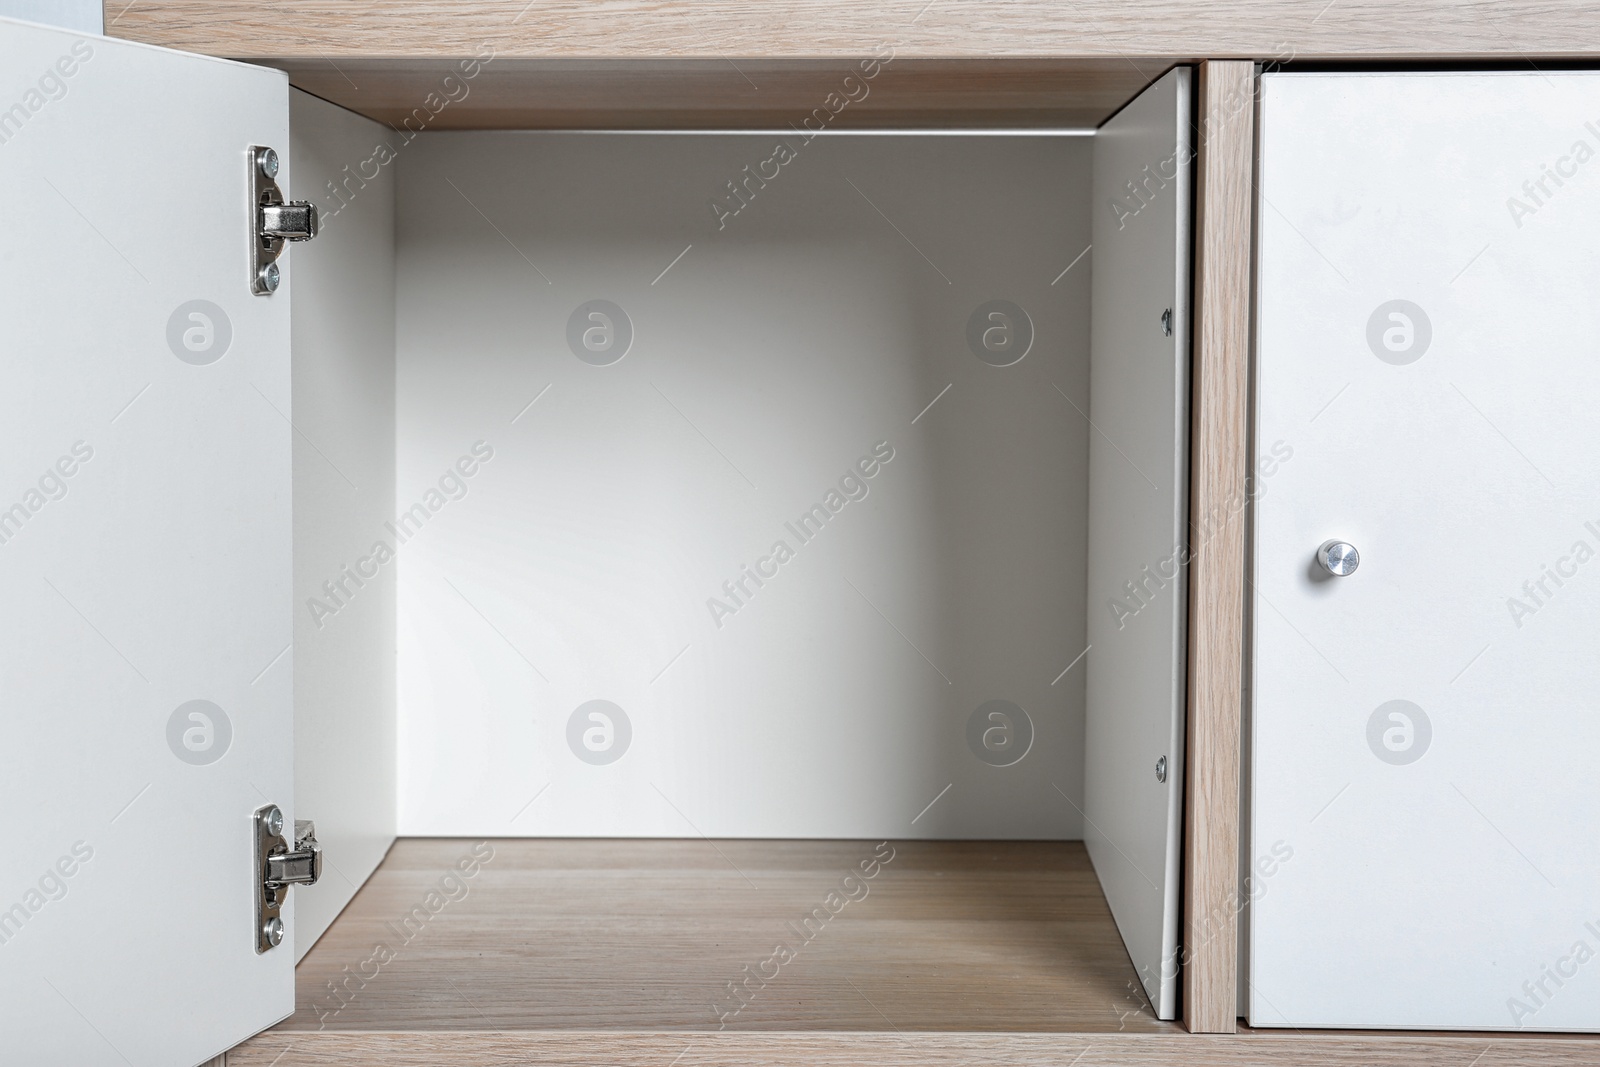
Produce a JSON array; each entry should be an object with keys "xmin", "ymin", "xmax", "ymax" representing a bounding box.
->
[
  {"xmin": 0, "ymin": 18, "xmax": 295, "ymax": 1066},
  {"xmin": 288, "ymin": 89, "xmax": 398, "ymax": 958},
  {"xmin": 394, "ymin": 133, "xmax": 1093, "ymax": 838},
  {"xmin": 1252, "ymin": 71, "xmax": 1600, "ymax": 1031},
  {"xmin": 1083, "ymin": 67, "xmax": 1191, "ymax": 1020}
]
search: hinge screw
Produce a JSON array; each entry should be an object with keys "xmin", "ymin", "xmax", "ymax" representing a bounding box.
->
[
  {"xmin": 259, "ymin": 147, "xmax": 279, "ymax": 180},
  {"xmin": 1161, "ymin": 308, "xmax": 1173, "ymax": 337},
  {"xmin": 258, "ymin": 262, "xmax": 281, "ymax": 294},
  {"xmin": 1155, "ymin": 755, "xmax": 1168, "ymax": 783},
  {"xmin": 262, "ymin": 916, "xmax": 284, "ymax": 948},
  {"xmin": 263, "ymin": 805, "xmax": 284, "ymax": 837}
]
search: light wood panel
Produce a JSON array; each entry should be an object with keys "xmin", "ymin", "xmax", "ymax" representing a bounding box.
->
[
  {"xmin": 110, "ymin": 1, "xmax": 1600, "ymax": 59},
  {"xmin": 226, "ymin": 1030, "xmax": 1600, "ymax": 1067},
  {"xmin": 255, "ymin": 57, "xmax": 1169, "ymax": 130},
  {"xmin": 275, "ymin": 839, "xmax": 1171, "ymax": 1033},
  {"xmin": 1182, "ymin": 60, "xmax": 1256, "ymax": 1035},
  {"xmin": 107, "ymin": 1, "xmax": 1600, "ymax": 130}
]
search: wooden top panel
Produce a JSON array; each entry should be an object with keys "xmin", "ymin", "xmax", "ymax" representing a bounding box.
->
[
  {"xmin": 110, "ymin": 1, "xmax": 1600, "ymax": 60},
  {"xmin": 252, "ymin": 57, "xmax": 1169, "ymax": 130}
]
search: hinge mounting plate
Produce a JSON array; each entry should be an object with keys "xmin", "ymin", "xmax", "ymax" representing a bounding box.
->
[
  {"xmin": 249, "ymin": 145, "xmax": 318, "ymax": 296},
  {"xmin": 253, "ymin": 804, "xmax": 321, "ymax": 953}
]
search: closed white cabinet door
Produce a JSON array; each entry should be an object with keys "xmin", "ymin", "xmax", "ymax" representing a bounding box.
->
[
  {"xmin": 0, "ymin": 17, "xmax": 295, "ymax": 1066},
  {"xmin": 1252, "ymin": 71, "xmax": 1600, "ymax": 1030}
]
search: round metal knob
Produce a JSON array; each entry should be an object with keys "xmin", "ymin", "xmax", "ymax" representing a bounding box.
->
[{"xmin": 1316, "ymin": 539, "xmax": 1360, "ymax": 577}]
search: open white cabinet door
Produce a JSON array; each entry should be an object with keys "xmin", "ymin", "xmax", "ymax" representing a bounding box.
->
[
  {"xmin": 0, "ymin": 17, "xmax": 297, "ymax": 1066},
  {"xmin": 1083, "ymin": 66, "xmax": 1192, "ymax": 1019}
]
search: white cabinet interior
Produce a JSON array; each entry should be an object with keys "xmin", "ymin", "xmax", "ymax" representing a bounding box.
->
[{"xmin": 290, "ymin": 71, "xmax": 1194, "ymax": 1018}]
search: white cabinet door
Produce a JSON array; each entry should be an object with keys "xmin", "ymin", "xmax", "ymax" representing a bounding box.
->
[
  {"xmin": 1084, "ymin": 66, "xmax": 1191, "ymax": 1020},
  {"xmin": 0, "ymin": 17, "xmax": 296, "ymax": 1065},
  {"xmin": 1252, "ymin": 71, "xmax": 1600, "ymax": 1030}
]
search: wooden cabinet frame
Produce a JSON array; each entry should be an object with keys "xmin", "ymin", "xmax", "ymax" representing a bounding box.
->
[
  {"xmin": 1183, "ymin": 58, "xmax": 1254, "ymax": 1036},
  {"xmin": 106, "ymin": 1, "xmax": 1600, "ymax": 1057}
]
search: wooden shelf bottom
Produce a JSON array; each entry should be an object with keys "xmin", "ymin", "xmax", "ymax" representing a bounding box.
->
[
  {"xmin": 279, "ymin": 839, "xmax": 1168, "ymax": 1033},
  {"xmin": 226, "ymin": 838, "xmax": 1599, "ymax": 1065}
]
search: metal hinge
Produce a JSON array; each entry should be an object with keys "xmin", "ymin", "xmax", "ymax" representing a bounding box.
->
[
  {"xmin": 253, "ymin": 804, "xmax": 322, "ymax": 953},
  {"xmin": 249, "ymin": 145, "xmax": 318, "ymax": 296}
]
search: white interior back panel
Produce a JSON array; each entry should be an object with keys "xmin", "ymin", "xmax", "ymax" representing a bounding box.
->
[
  {"xmin": 1252, "ymin": 71, "xmax": 1600, "ymax": 1031},
  {"xmin": 393, "ymin": 132, "xmax": 1094, "ymax": 838},
  {"xmin": 0, "ymin": 17, "xmax": 295, "ymax": 1065}
]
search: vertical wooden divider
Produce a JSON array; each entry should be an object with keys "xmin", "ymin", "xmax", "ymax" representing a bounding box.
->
[{"xmin": 1182, "ymin": 58, "xmax": 1256, "ymax": 1036}]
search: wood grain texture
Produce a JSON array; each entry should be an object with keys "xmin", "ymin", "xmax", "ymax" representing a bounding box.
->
[
  {"xmin": 231, "ymin": 839, "xmax": 1600, "ymax": 1061},
  {"xmin": 104, "ymin": 1, "xmax": 1600, "ymax": 129},
  {"xmin": 108, "ymin": 1, "xmax": 1600, "ymax": 59},
  {"xmin": 276, "ymin": 839, "xmax": 1171, "ymax": 1033},
  {"xmin": 1181, "ymin": 61, "xmax": 1256, "ymax": 1036},
  {"xmin": 227, "ymin": 1029, "xmax": 1600, "ymax": 1066},
  {"xmin": 254, "ymin": 57, "xmax": 1169, "ymax": 130}
]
